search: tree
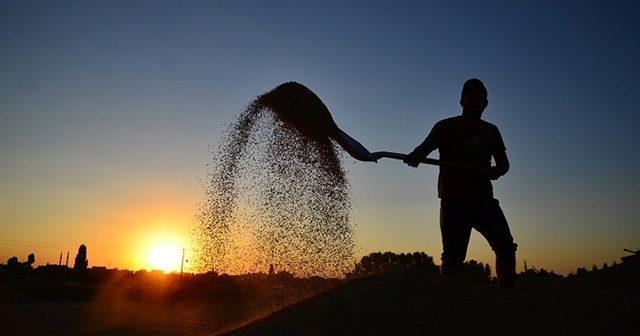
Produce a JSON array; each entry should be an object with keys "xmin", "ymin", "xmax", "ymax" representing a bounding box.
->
[
  {"xmin": 460, "ymin": 260, "xmax": 492, "ymax": 283},
  {"xmin": 7, "ymin": 256, "xmax": 19, "ymax": 267},
  {"xmin": 27, "ymin": 253, "xmax": 35, "ymax": 265},
  {"xmin": 352, "ymin": 251, "xmax": 438, "ymax": 276},
  {"xmin": 74, "ymin": 244, "xmax": 88, "ymax": 271}
]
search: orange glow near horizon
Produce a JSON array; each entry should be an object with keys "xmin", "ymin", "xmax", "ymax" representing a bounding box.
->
[
  {"xmin": 147, "ymin": 243, "xmax": 183, "ymax": 273},
  {"xmin": 131, "ymin": 218, "xmax": 191, "ymax": 273}
]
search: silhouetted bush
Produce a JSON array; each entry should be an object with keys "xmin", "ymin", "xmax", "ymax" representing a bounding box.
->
[
  {"xmin": 351, "ymin": 251, "xmax": 438, "ymax": 276},
  {"xmin": 459, "ymin": 260, "xmax": 492, "ymax": 283},
  {"xmin": 6, "ymin": 256, "xmax": 19, "ymax": 267}
]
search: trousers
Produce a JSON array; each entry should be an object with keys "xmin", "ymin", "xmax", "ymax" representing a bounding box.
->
[{"xmin": 440, "ymin": 198, "xmax": 517, "ymax": 272}]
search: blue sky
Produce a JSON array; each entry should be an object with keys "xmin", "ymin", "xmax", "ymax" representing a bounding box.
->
[{"xmin": 1, "ymin": 1, "xmax": 639, "ymax": 275}]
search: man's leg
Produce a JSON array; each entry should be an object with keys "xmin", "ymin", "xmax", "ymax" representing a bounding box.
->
[
  {"xmin": 440, "ymin": 200, "xmax": 473, "ymax": 276},
  {"xmin": 474, "ymin": 199, "xmax": 518, "ymax": 288},
  {"xmin": 495, "ymin": 255, "xmax": 516, "ymax": 288}
]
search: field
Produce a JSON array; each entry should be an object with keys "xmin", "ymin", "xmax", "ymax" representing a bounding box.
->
[{"xmin": 2, "ymin": 262, "xmax": 639, "ymax": 336}]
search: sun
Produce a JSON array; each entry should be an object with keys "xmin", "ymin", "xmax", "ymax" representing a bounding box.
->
[{"xmin": 148, "ymin": 243, "xmax": 182, "ymax": 273}]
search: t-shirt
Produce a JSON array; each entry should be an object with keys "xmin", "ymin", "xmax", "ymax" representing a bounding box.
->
[{"xmin": 424, "ymin": 116, "xmax": 506, "ymax": 201}]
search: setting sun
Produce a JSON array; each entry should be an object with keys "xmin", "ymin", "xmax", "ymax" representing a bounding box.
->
[{"xmin": 148, "ymin": 243, "xmax": 182, "ymax": 273}]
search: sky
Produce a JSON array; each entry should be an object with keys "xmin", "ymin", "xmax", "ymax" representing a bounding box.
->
[{"xmin": 1, "ymin": 1, "xmax": 639, "ymax": 276}]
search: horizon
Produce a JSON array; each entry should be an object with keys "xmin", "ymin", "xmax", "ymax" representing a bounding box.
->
[{"xmin": 1, "ymin": 240, "xmax": 632, "ymax": 277}]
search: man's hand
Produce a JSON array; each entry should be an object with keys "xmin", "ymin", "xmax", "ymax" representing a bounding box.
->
[
  {"xmin": 488, "ymin": 166, "xmax": 507, "ymax": 180},
  {"xmin": 403, "ymin": 151, "xmax": 423, "ymax": 168},
  {"xmin": 489, "ymin": 151, "xmax": 509, "ymax": 180}
]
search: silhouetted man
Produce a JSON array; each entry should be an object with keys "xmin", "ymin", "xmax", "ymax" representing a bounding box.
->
[{"xmin": 404, "ymin": 78, "xmax": 517, "ymax": 288}]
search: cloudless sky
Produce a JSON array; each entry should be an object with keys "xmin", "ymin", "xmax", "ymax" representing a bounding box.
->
[{"xmin": 2, "ymin": 1, "xmax": 639, "ymax": 275}]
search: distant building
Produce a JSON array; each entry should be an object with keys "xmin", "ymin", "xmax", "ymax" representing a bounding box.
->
[{"xmin": 33, "ymin": 264, "xmax": 69, "ymax": 280}]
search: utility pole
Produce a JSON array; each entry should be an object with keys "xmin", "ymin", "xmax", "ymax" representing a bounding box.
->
[{"xmin": 180, "ymin": 248, "xmax": 185, "ymax": 283}]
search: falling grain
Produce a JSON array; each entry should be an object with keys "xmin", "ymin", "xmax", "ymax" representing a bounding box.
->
[{"xmin": 193, "ymin": 82, "xmax": 355, "ymax": 278}]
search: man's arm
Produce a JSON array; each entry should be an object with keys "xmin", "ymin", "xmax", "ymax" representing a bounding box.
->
[
  {"xmin": 404, "ymin": 139, "xmax": 436, "ymax": 168},
  {"xmin": 404, "ymin": 121, "xmax": 444, "ymax": 168},
  {"xmin": 489, "ymin": 150, "xmax": 510, "ymax": 180}
]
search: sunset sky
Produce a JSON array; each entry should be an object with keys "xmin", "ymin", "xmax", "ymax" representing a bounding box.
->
[{"xmin": 2, "ymin": 1, "xmax": 639, "ymax": 275}]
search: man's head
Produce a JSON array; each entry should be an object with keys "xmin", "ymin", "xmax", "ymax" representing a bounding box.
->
[{"xmin": 460, "ymin": 78, "xmax": 488, "ymax": 118}]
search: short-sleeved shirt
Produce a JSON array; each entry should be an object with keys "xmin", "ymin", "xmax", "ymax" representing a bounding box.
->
[{"xmin": 424, "ymin": 116, "xmax": 506, "ymax": 201}]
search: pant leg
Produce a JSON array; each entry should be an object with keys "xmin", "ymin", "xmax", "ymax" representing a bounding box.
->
[
  {"xmin": 440, "ymin": 200, "xmax": 474, "ymax": 272},
  {"xmin": 473, "ymin": 198, "xmax": 518, "ymax": 258}
]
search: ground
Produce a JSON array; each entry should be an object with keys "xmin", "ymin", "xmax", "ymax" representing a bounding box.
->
[{"xmin": 2, "ymin": 262, "xmax": 639, "ymax": 336}]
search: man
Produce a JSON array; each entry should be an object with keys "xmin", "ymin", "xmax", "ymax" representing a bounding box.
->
[{"xmin": 403, "ymin": 78, "xmax": 518, "ymax": 288}]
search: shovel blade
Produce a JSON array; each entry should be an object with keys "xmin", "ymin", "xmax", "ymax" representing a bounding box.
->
[{"xmin": 332, "ymin": 129, "xmax": 377, "ymax": 162}]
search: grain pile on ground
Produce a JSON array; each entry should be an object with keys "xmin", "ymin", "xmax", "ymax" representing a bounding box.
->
[
  {"xmin": 222, "ymin": 263, "xmax": 640, "ymax": 336},
  {"xmin": 193, "ymin": 82, "xmax": 354, "ymax": 277}
]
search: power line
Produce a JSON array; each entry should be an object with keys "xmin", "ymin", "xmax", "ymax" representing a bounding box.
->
[
  {"xmin": 0, "ymin": 239, "xmax": 140, "ymax": 253},
  {"xmin": 0, "ymin": 239, "xmax": 77, "ymax": 248}
]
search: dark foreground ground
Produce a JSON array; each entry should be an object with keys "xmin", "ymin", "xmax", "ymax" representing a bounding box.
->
[{"xmin": 2, "ymin": 262, "xmax": 639, "ymax": 336}]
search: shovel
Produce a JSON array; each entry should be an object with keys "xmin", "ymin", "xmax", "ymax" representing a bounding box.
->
[
  {"xmin": 258, "ymin": 81, "xmax": 487, "ymax": 173},
  {"xmin": 335, "ymin": 129, "xmax": 488, "ymax": 173}
]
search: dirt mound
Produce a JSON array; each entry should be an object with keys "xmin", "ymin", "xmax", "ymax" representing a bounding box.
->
[
  {"xmin": 568, "ymin": 260, "xmax": 640, "ymax": 298},
  {"xmin": 223, "ymin": 265, "xmax": 640, "ymax": 336}
]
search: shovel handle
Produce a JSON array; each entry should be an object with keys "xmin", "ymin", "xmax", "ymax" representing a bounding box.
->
[{"xmin": 369, "ymin": 151, "xmax": 488, "ymax": 173}]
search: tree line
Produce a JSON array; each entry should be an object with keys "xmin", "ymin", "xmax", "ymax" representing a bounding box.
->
[
  {"xmin": 350, "ymin": 251, "xmax": 493, "ymax": 283},
  {"xmin": 4, "ymin": 244, "xmax": 620, "ymax": 284}
]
